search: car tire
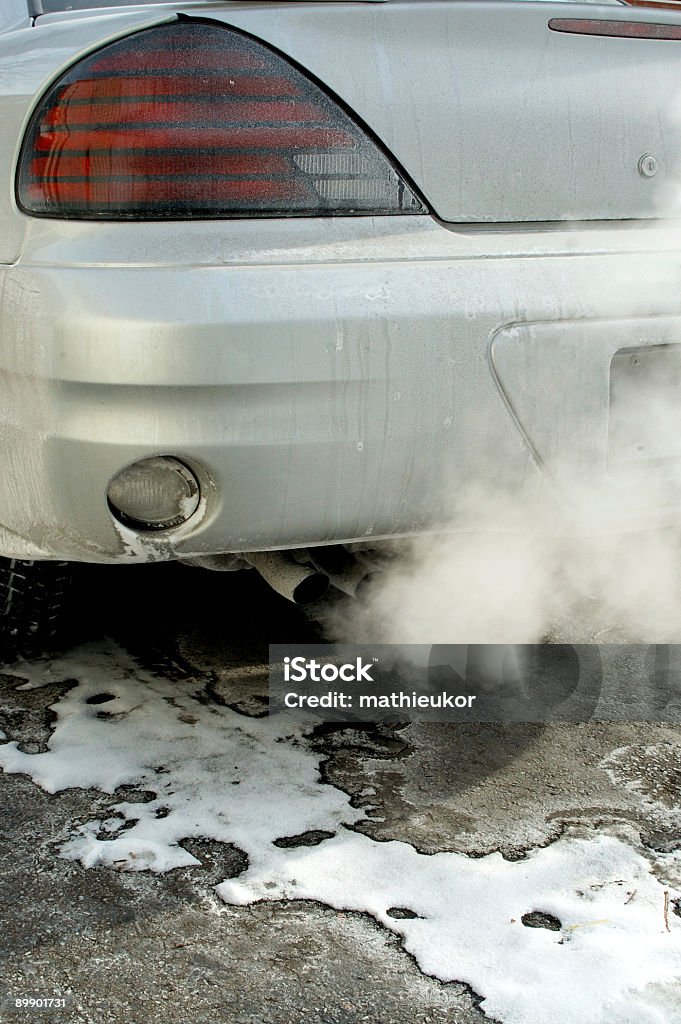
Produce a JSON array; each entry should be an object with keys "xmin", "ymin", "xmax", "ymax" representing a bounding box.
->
[{"xmin": 0, "ymin": 556, "xmax": 73, "ymax": 662}]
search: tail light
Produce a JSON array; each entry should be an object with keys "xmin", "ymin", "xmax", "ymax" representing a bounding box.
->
[
  {"xmin": 17, "ymin": 20, "xmax": 425, "ymax": 219},
  {"xmin": 549, "ymin": 17, "xmax": 681, "ymax": 38},
  {"xmin": 621, "ymin": 1, "xmax": 681, "ymax": 9}
]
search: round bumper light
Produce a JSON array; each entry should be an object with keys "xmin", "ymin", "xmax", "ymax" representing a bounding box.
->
[{"xmin": 107, "ymin": 457, "xmax": 200, "ymax": 531}]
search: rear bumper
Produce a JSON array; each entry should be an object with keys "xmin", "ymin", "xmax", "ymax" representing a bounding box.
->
[{"xmin": 2, "ymin": 215, "xmax": 681, "ymax": 563}]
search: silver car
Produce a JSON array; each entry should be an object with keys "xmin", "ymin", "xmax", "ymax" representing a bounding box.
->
[{"xmin": 1, "ymin": 0, "xmax": 680, "ymax": 651}]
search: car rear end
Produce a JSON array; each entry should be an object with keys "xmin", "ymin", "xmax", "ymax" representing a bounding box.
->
[{"xmin": 2, "ymin": 0, "xmax": 681, "ymax": 579}]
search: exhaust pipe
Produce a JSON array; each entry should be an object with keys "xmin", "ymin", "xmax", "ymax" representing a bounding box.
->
[
  {"xmin": 309, "ymin": 545, "xmax": 376, "ymax": 598},
  {"xmin": 180, "ymin": 554, "xmax": 247, "ymax": 572},
  {"xmin": 245, "ymin": 551, "xmax": 329, "ymax": 605}
]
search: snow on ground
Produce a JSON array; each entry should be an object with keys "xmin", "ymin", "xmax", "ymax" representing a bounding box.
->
[{"xmin": 1, "ymin": 640, "xmax": 680, "ymax": 1024}]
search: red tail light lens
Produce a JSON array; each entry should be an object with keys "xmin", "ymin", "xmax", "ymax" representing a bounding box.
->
[
  {"xmin": 621, "ymin": 1, "xmax": 681, "ymax": 9},
  {"xmin": 17, "ymin": 21, "xmax": 425, "ymax": 219}
]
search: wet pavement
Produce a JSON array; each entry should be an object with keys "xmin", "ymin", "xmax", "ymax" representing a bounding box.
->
[{"xmin": 1, "ymin": 564, "xmax": 680, "ymax": 1023}]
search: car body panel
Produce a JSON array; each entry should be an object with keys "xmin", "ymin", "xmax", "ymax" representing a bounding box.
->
[
  {"xmin": 2, "ymin": 216, "xmax": 681, "ymax": 562},
  {"xmin": 190, "ymin": 0, "xmax": 681, "ymax": 224},
  {"xmin": 0, "ymin": 1, "xmax": 29, "ymax": 34},
  {"xmin": 2, "ymin": 0, "xmax": 681, "ymax": 262}
]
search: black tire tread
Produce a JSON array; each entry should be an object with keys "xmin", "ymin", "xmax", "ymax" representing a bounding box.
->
[{"xmin": 0, "ymin": 557, "xmax": 72, "ymax": 661}]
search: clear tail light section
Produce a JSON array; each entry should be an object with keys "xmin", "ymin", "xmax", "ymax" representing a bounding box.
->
[{"xmin": 17, "ymin": 21, "xmax": 425, "ymax": 219}]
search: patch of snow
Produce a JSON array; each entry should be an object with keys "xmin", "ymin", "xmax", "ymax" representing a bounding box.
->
[
  {"xmin": 219, "ymin": 831, "xmax": 680, "ymax": 1024},
  {"xmin": 1, "ymin": 641, "xmax": 680, "ymax": 1024},
  {"xmin": 0, "ymin": 643, "xmax": 357, "ymax": 862}
]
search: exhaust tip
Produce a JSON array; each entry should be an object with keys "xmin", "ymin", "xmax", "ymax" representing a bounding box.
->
[
  {"xmin": 292, "ymin": 571, "xmax": 330, "ymax": 606},
  {"xmin": 245, "ymin": 550, "xmax": 330, "ymax": 605},
  {"xmin": 354, "ymin": 572, "xmax": 379, "ymax": 600}
]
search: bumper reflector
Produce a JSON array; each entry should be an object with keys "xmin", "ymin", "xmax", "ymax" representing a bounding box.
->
[{"xmin": 107, "ymin": 457, "xmax": 200, "ymax": 531}]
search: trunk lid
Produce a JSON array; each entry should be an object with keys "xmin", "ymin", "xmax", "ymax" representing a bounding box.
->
[{"xmin": 176, "ymin": 0, "xmax": 681, "ymax": 223}]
